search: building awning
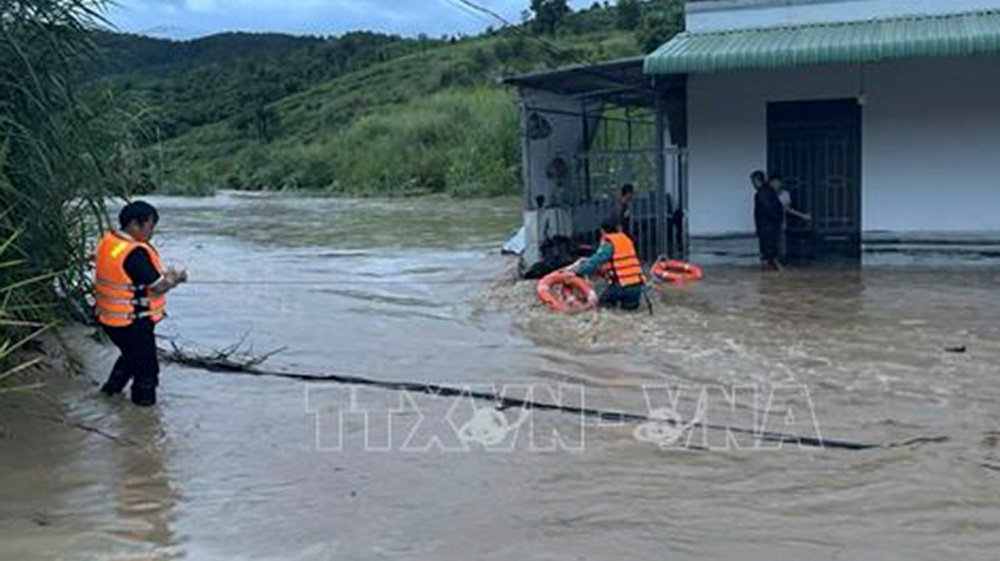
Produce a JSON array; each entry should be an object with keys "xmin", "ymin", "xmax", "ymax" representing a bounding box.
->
[
  {"xmin": 502, "ymin": 56, "xmax": 658, "ymax": 106},
  {"xmin": 645, "ymin": 10, "xmax": 1000, "ymax": 75}
]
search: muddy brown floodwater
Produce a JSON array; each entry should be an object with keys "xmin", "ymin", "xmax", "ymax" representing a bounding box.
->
[{"xmin": 2, "ymin": 192, "xmax": 1000, "ymax": 560}]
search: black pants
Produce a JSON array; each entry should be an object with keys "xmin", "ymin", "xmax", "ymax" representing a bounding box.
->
[
  {"xmin": 102, "ymin": 320, "xmax": 159, "ymax": 406},
  {"xmin": 757, "ymin": 226, "xmax": 781, "ymax": 262},
  {"xmin": 599, "ymin": 285, "xmax": 643, "ymax": 311}
]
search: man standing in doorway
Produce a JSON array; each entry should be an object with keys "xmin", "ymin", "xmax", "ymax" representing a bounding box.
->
[
  {"xmin": 94, "ymin": 201, "xmax": 187, "ymax": 406},
  {"xmin": 608, "ymin": 183, "xmax": 635, "ymax": 236},
  {"xmin": 752, "ymin": 170, "xmax": 783, "ymax": 271}
]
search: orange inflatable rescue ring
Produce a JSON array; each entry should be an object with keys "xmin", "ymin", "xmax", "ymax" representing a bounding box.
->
[
  {"xmin": 651, "ymin": 259, "xmax": 704, "ymax": 285},
  {"xmin": 538, "ymin": 271, "xmax": 598, "ymax": 313}
]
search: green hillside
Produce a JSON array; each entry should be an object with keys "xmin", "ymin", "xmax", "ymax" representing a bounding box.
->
[
  {"xmin": 90, "ymin": 30, "xmax": 420, "ymax": 139},
  {"xmin": 95, "ymin": 0, "xmax": 684, "ymax": 197}
]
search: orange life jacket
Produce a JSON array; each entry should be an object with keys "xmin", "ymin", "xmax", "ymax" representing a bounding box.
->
[
  {"xmin": 601, "ymin": 232, "xmax": 645, "ymax": 288},
  {"xmin": 94, "ymin": 231, "xmax": 166, "ymax": 327}
]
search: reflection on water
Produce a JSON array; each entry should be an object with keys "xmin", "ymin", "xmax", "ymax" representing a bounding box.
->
[
  {"xmin": 0, "ymin": 380, "xmax": 180, "ymax": 560},
  {"xmin": 3, "ymin": 192, "xmax": 1000, "ymax": 560},
  {"xmin": 106, "ymin": 409, "xmax": 179, "ymax": 559}
]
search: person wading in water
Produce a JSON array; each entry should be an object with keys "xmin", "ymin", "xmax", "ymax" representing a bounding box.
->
[
  {"xmin": 572, "ymin": 218, "xmax": 646, "ymax": 311},
  {"xmin": 94, "ymin": 201, "xmax": 187, "ymax": 406}
]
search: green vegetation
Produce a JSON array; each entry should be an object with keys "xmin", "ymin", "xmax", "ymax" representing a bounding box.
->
[
  {"xmin": 152, "ymin": 30, "xmax": 633, "ymax": 196},
  {"xmin": 529, "ymin": 0, "xmax": 572, "ymax": 35},
  {"xmin": 0, "ymin": 230, "xmax": 53, "ymax": 394},
  {"xmin": 89, "ymin": 30, "xmax": 423, "ymax": 140},
  {"xmin": 617, "ymin": 0, "xmax": 643, "ymax": 31},
  {"xmin": 1, "ymin": 0, "xmax": 144, "ymax": 388},
  {"xmin": 0, "ymin": 0, "xmax": 685, "ymax": 387},
  {"xmin": 328, "ymin": 88, "xmax": 519, "ymax": 197},
  {"xmin": 636, "ymin": 2, "xmax": 685, "ymax": 54},
  {"xmin": 0, "ymin": 0, "xmax": 684, "ymax": 390},
  {"xmin": 88, "ymin": 0, "xmax": 684, "ymax": 197}
]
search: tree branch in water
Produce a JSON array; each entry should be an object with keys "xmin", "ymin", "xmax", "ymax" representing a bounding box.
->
[{"xmin": 158, "ymin": 339, "xmax": 287, "ymax": 373}]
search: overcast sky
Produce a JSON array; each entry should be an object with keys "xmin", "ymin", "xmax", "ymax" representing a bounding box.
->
[{"xmin": 107, "ymin": 0, "xmax": 594, "ymax": 40}]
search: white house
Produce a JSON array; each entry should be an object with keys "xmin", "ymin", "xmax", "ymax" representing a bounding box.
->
[
  {"xmin": 647, "ymin": 0, "xmax": 1000, "ymax": 260},
  {"xmin": 507, "ymin": 0, "xmax": 1000, "ymax": 270}
]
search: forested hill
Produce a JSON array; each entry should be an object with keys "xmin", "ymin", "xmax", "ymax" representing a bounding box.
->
[
  {"xmin": 92, "ymin": 31, "xmax": 325, "ymax": 74},
  {"xmin": 89, "ymin": 0, "xmax": 683, "ymax": 197},
  {"xmin": 89, "ymin": 30, "xmax": 417, "ymax": 138}
]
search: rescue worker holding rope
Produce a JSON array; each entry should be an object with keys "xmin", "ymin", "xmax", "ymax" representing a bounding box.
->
[
  {"xmin": 572, "ymin": 218, "xmax": 646, "ymax": 311},
  {"xmin": 95, "ymin": 201, "xmax": 187, "ymax": 406}
]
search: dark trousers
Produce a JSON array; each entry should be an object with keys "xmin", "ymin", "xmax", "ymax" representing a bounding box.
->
[
  {"xmin": 757, "ymin": 226, "xmax": 781, "ymax": 262},
  {"xmin": 599, "ymin": 285, "xmax": 643, "ymax": 311},
  {"xmin": 102, "ymin": 320, "xmax": 159, "ymax": 406}
]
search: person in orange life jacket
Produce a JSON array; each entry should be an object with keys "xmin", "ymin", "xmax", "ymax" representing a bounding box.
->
[
  {"xmin": 95, "ymin": 201, "xmax": 187, "ymax": 406},
  {"xmin": 572, "ymin": 218, "xmax": 645, "ymax": 311}
]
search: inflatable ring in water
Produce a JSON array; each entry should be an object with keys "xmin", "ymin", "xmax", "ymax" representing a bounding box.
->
[
  {"xmin": 651, "ymin": 259, "xmax": 705, "ymax": 285},
  {"xmin": 538, "ymin": 271, "xmax": 598, "ymax": 313}
]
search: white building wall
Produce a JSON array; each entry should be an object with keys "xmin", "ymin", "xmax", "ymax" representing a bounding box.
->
[
  {"xmin": 517, "ymin": 90, "xmax": 587, "ymax": 269},
  {"xmin": 687, "ymin": 55, "xmax": 1000, "ymax": 235},
  {"xmin": 688, "ymin": 0, "xmax": 1000, "ymax": 33}
]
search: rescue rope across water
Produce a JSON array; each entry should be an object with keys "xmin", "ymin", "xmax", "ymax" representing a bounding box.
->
[
  {"xmin": 159, "ymin": 345, "xmax": 882, "ymax": 451},
  {"xmin": 183, "ymin": 278, "xmax": 502, "ymax": 286}
]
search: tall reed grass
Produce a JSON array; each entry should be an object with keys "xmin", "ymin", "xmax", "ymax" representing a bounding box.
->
[{"xmin": 1, "ymin": 0, "xmax": 141, "ymax": 389}]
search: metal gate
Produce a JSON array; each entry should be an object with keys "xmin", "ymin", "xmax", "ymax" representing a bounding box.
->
[
  {"xmin": 768, "ymin": 99, "xmax": 862, "ymax": 263},
  {"xmin": 571, "ymin": 149, "xmax": 687, "ymax": 263}
]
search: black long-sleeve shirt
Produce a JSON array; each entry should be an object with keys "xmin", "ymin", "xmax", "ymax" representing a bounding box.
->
[
  {"xmin": 123, "ymin": 247, "xmax": 161, "ymax": 321},
  {"xmin": 607, "ymin": 200, "xmax": 631, "ymax": 234},
  {"xmin": 754, "ymin": 188, "xmax": 784, "ymax": 234}
]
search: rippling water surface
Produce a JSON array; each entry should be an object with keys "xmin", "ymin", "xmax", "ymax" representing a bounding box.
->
[{"xmin": 2, "ymin": 192, "xmax": 999, "ymax": 560}]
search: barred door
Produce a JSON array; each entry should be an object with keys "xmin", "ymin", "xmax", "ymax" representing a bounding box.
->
[
  {"xmin": 768, "ymin": 100, "xmax": 862, "ymax": 263},
  {"xmin": 570, "ymin": 149, "xmax": 687, "ymax": 264}
]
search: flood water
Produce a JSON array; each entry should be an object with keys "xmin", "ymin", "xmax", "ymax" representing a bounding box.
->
[{"xmin": 2, "ymin": 192, "xmax": 1000, "ymax": 560}]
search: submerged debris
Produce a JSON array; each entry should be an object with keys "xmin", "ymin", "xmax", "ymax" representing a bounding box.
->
[{"xmin": 158, "ymin": 339, "xmax": 286, "ymax": 373}]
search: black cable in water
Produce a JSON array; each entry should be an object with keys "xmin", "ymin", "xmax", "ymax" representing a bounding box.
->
[
  {"xmin": 160, "ymin": 348, "xmax": 881, "ymax": 451},
  {"xmin": 183, "ymin": 278, "xmax": 504, "ymax": 286}
]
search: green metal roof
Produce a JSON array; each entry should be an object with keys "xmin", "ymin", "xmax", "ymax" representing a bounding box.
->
[{"xmin": 645, "ymin": 10, "xmax": 1000, "ymax": 74}]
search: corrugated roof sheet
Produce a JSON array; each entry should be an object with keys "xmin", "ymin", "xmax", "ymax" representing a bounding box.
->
[{"xmin": 644, "ymin": 10, "xmax": 1000, "ymax": 74}]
